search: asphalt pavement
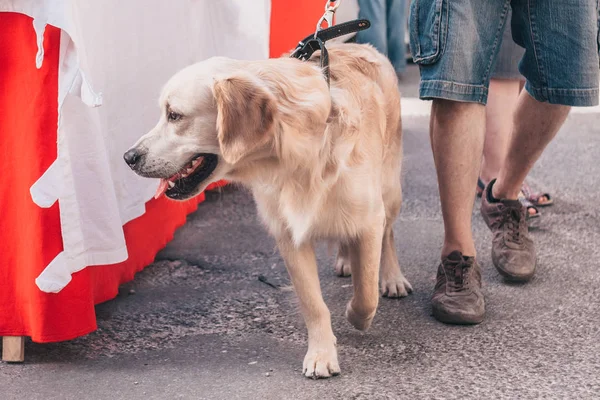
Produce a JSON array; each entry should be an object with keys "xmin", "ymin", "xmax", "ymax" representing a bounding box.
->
[{"xmin": 2, "ymin": 65, "xmax": 599, "ymax": 400}]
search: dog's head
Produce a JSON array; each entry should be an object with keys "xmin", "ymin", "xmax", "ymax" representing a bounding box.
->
[{"xmin": 123, "ymin": 57, "xmax": 281, "ymax": 200}]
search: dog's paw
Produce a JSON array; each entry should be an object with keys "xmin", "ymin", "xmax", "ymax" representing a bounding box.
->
[
  {"xmin": 345, "ymin": 302, "xmax": 375, "ymax": 331},
  {"xmin": 303, "ymin": 342, "xmax": 341, "ymax": 379},
  {"xmin": 334, "ymin": 255, "xmax": 352, "ymax": 277},
  {"xmin": 381, "ymin": 273, "xmax": 413, "ymax": 298}
]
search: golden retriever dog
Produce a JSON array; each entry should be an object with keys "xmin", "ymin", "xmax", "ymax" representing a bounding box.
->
[{"xmin": 124, "ymin": 43, "xmax": 412, "ymax": 378}]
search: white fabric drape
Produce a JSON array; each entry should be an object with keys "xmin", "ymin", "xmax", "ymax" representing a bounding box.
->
[{"xmin": 0, "ymin": 0, "xmax": 271, "ymax": 292}]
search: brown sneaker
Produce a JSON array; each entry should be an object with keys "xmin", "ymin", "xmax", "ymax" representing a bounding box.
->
[
  {"xmin": 481, "ymin": 179, "xmax": 536, "ymax": 282},
  {"xmin": 432, "ymin": 251, "xmax": 485, "ymax": 325}
]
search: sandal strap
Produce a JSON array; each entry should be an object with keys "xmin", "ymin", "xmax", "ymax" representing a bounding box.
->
[
  {"xmin": 522, "ymin": 180, "xmax": 552, "ymax": 203},
  {"xmin": 518, "ymin": 191, "xmax": 540, "ymax": 220},
  {"xmin": 518, "ymin": 191, "xmax": 534, "ymax": 207},
  {"xmin": 477, "ymin": 178, "xmax": 486, "ymax": 191}
]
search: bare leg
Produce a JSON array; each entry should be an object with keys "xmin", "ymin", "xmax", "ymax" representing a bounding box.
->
[
  {"xmin": 345, "ymin": 216, "xmax": 385, "ymax": 331},
  {"xmin": 480, "ymin": 79, "xmax": 521, "ymax": 183},
  {"xmin": 493, "ymin": 91, "xmax": 570, "ymax": 200},
  {"xmin": 430, "ymin": 99, "xmax": 486, "ymax": 258},
  {"xmin": 277, "ymin": 237, "xmax": 340, "ymax": 379}
]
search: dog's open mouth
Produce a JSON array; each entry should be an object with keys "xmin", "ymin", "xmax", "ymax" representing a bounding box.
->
[{"xmin": 155, "ymin": 154, "xmax": 218, "ymax": 200}]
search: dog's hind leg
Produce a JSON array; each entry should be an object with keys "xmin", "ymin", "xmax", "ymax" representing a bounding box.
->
[
  {"xmin": 379, "ymin": 186, "xmax": 413, "ymax": 298},
  {"xmin": 380, "ymin": 224, "xmax": 413, "ymax": 298},
  {"xmin": 334, "ymin": 243, "xmax": 352, "ymax": 277},
  {"xmin": 277, "ymin": 236, "xmax": 340, "ymax": 379},
  {"xmin": 345, "ymin": 214, "xmax": 385, "ymax": 331}
]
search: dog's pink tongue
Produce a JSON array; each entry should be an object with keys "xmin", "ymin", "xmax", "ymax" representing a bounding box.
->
[{"xmin": 154, "ymin": 179, "xmax": 169, "ymax": 199}]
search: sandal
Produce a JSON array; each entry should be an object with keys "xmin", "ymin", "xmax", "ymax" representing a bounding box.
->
[
  {"xmin": 518, "ymin": 192, "xmax": 541, "ymax": 226},
  {"xmin": 477, "ymin": 178, "xmax": 541, "ymax": 224},
  {"xmin": 521, "ymin": 180, "xmax": 554, "ymax": 207}
]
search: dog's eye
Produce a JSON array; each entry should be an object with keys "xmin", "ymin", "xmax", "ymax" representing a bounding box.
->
[{"xmin": 168, "ymin": 111, "xmax": 182, "ymax": 122}]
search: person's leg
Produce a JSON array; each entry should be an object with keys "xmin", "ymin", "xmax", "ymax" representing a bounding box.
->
[
  {"xmin": 479, "ymin": 0, "xmax": 599, "ymax": 282},
  {"xmin": 480, "ymin": 86, "xmax": 568, "ymax": 282},
  {"xmin": 430, "ymin": 97, "xmax": 488, "ymax": 323},
  {"xmin": 412, "ymin": 0, "xmax": 509, "ymax": 257},
  {"xmin": 410, "ymin": 0, "xmax": 509, "ymax": 324},
  {"xmin": 356, "ymin": 0, "xmax": 387, "ymax": 56},
  {"xmin": 493, "ymin": 0, "xmax": 599, "ymax": 200},
  {"xmin": 481, "ymin": 13, "xmax": 551, "ymax": 212},
  {"xmin": 482, "ymin": 80, "xmax": 544, "ymax": 219},
  {"xmin": 482, "ymin": 80, "xmax": 553, "ymax": 208},
  {"xmin": 386, "ymin": 0, "xmax": 407, "ymax": 75},
  {"xmin": 480, "ymin": 7, "xmax": 524, "ymax": 186},
  {"xmin": 431, "ymin": 100, "xmax": 485, "ymax": 258},
  {"xmin": 493, "ymin": 93, "xmax": 570, "ymax": 200},
  {"xmin": 480, "ymin": 78, "xmax": 521, "ymax": 185}
]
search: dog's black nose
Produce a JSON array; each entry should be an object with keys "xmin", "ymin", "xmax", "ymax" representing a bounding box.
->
[{"xmin": 123, "ymin": 148, "xmax": 142, "ymax": 166}]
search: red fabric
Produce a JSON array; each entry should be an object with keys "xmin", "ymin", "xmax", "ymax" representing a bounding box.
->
[
  {"xmin": 0, "ymin": 13, "xmax": 224, "ymax": 342},
  {"xmin": 0, "ymin": 13, "xmax": 67, "ymax": 341},
  {"xmin": 269, "ymin": 0, "xmax": 325, "ymax": 58},
  {"xmin": 1, "ymin": 3, "xmax": 319, "ymax": 343}
]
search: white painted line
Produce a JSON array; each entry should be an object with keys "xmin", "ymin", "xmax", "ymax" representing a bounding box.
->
[
  {"xmin": 401, "ymin": 98, "xmax": 431, "ymax": 117},
  {"xmin": 572, "ymin": 103, "xmax": 600, "ymax": 114},
  {"xmin": 401, "ymin": 96, "xmax": 600, "ymax": 117}
]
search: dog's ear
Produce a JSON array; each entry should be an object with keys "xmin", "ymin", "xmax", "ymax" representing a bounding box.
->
[{"xmin": 213, "ymin": 74, "xmax": 277, "ymax": 164}]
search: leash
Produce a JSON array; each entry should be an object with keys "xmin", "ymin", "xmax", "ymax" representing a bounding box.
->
[{"xmin": 289, "ymin": 0, "xmax": 370, "ymax": 87}]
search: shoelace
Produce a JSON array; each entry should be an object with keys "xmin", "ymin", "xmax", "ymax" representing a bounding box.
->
[
  {"xmin": 439, "ymin": 261, "xmax": 472, "ymax": 292},
  {"xmin": 503, "ymin": 207, "xmax": 526, "ymax": 244}
]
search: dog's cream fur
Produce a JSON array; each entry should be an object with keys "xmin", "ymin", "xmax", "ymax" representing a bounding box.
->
[{"xmin": 128, "ymin": 43, "xmax": 412, "ymax": 378}]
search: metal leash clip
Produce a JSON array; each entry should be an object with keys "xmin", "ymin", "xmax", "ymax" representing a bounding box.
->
[{"xmin": 314, "ymin": 0, "xmax": 341, "ymax": 38}]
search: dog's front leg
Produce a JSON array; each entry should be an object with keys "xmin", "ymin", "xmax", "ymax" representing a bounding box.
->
[
  {"xmin": 277, "ymin": 236, "xmax": 340, "ymax": 379},
  {"xmin": 345, "ymin": 215, "xmax": 385, "ymax": 331}
]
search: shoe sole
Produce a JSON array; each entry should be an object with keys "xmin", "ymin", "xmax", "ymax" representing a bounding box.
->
[
  {"xmin": 496, "ymin": 266, "xmax": 535, "ymax": 282},
  {"xmin": 527, "ymin": 214, "xmax": 541, "ymax": 229},
  {"xmin": 432, "ymin": 307, "xmax": 485, "ymax": 325},
  {"xmin": 492, "ymin": 253, "xmax": 537, "ymax": 282}
]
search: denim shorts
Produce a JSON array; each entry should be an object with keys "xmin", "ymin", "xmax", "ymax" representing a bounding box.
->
[{"xmin": 409, "ymin": 0, "xmax": 600, "ymax": 106}]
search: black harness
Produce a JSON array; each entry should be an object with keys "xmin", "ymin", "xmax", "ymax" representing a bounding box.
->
[{"xmin": 290, "ymin": 19, "xmax": 371, "ymax": 87}]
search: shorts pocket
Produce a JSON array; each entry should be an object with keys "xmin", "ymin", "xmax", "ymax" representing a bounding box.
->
[{"xmin": 409, "ymin": 0, "xmax": 448, "ymax": 65}]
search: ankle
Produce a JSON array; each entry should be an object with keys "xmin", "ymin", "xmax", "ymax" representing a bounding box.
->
[
  {"xmin": 491, "ymin": 179, "xmax": 520, "ymax": 201},
  {"xmin": 442, "ymin": 243, "xmax": 476, "ymax": 259},
  {"xmin": 479, "ymin": 166, "xmax": 498, "ymax": 185},
  {"xmin": 479, "ymin": 174, "xmax": 493, "ymax": 185}
]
